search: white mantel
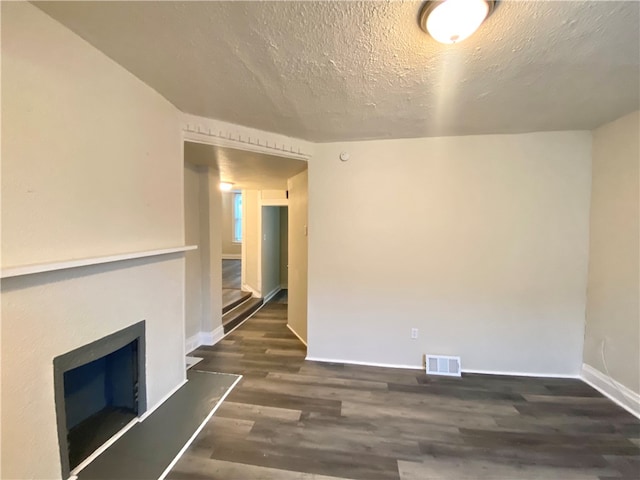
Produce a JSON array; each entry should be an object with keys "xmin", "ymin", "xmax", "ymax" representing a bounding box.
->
[{"xmin": 1, "ymin": 246, "xmax": 197, "ymax": 279}]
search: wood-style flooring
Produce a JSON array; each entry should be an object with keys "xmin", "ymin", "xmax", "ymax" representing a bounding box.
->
[
  {"xmin": 169, "ymin": 301, "xmax": 640, "ymax": 480},
  {"xmin": 222, "ymin": 259, "xmax": 241, "ymax": 290}
]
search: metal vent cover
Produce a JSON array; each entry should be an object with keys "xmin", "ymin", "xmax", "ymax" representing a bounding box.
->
[{"xmin": 426, "ymin": 354, "xmax": 461, "ymax": 377}]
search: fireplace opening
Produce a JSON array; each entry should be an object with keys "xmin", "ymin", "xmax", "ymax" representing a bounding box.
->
[
  {"xmin": 64, "ymin": 340, "xmax": 139, "ymax": 470},
  {"xmin": 54, "ymin": 321, "xmax": 146, "ymax": 478}
]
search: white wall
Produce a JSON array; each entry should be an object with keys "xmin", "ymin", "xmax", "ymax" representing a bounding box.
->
[
  {"xmin": 1, "ymin": 3, "xmax": 185, "ymax": 478},
  {"xmin": 288, "ymin": 170, "xmax": 309, "ymax": 343},
  {"xmin": 261, "ymin": 207, "xmax": 282, "ymax": 299},
  {"xmin": 584, "ymin": 111, "xmax": 640, "ymax": 394},
  {"xmin": 221, "ymin": 191, "xmax": 241, "ymax": 258},
  {"xmin": 308, "ymin": 132, "xmax": 592, "ymax": 375}
]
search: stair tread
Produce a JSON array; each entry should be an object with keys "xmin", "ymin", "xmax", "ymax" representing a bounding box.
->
[
  {"xmin": 222, "ymin": 289, "xmax": 252, "ymax": 314},
  {"xmin": 222, "ymin": 297, "xmax": 263, "ymax": 333}
]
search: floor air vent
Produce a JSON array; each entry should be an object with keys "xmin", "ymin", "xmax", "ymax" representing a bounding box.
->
[{"xmin": 426, "ymin": 355, "xmax": 461, "ymax": 377}]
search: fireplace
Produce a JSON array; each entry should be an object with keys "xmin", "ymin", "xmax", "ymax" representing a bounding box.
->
[{"xmin": 53, "ymin": 321, "xmax": 146, "ymax": 478}]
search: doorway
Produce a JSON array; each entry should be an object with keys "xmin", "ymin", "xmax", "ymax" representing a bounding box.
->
[
  {"xmin": 261, "ymin": 205, "xmax": 288, "ymax": 303},
  {"xmin": 221, "ymin": 189, "xmax": 243, "ymax": 307}
]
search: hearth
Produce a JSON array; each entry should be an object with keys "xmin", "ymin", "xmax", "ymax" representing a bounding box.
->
[{"xmin": 53, "ymin": 322, "xmax": 146, "ymax": 478}]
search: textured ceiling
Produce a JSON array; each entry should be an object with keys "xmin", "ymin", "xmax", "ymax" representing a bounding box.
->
[
  {"xmin": 184, "ymin": 142, "xmax": 307, "ymax": 191},
  {"xmin": 36, "ymin": 1, "xmax": 640, "ymax": 142}
]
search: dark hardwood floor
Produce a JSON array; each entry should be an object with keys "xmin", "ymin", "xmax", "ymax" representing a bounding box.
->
[
  {"xmin": 222, "ymin": 259, "xmax": 241, "ymax": 290},
  {"xmin": 169, "ymin": 301, "xmax": 640, "ymax": 480}
]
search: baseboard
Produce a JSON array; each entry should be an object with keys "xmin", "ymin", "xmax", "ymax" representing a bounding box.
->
[
  {"xmin": 581, "ymin": 363, "xmax": 640, "ymax": 419},
  {"xmin": 222, "ymin": 254, "xmax": 241, "ymax": 260},
  {"xmin": 305, "ymin": 356, "xmax": 423, "ymax": 370},
  {"xmin": 185, "ymin": 333, "xmax": 201, "ymax": 355},
  {"xmin": 241, "ymin": 283, "xmax": 261, "ymax": 298},
  {"xmin": 200, "ymin": 325, "xmax": 225, "ymax": 346},
  {"xmin": 286, "ymin": 324, "xmax": 307, "ymax": 347},
  {"xmin": 462, "ymin": 368, "xmax": 580, "ymax": 379},
  {"xmin": 263, "ymin": 286, "xmax": 281, "ymax": 304},
  {"xmin": 280, "ymin": 283, "xmax": 288, "ymax": 289},
  {"xmin": 185, "ymin": 325, "xmax": 225, "ymax": 354},
  {"xmin": 302, "ymin": 358, "xmax": 583, "ymax": 378}
]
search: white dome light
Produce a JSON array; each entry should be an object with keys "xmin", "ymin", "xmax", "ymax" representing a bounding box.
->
[
  {"xmin": 219, "ymin": 182, "xmax": 234, "ymax": 191},
  {"xmin": 420, "ymin": 0, "xmax": 494, "ymax": 44}
]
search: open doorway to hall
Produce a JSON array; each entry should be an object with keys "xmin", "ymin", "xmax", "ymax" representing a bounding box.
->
[
  {"xmin": 183, "ymin": 139, "xmax": 308, "ymax": 355},
  {"xmin": 260, "ymin": 205, "xmax": 289, "ymax": 304},
  {"xmin": 221, "ymin": 189, "xmax": 247, "ymax": 315}
]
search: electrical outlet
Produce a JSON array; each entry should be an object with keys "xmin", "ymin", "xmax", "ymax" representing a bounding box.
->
[{"xmin": 411, "ymin": 328, "xmax": 418, "ymax": 339}]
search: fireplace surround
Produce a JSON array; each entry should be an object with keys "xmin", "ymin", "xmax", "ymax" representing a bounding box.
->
[{"xmin": 53, "ymin": 321, "xmax": 147, "ymax": 478}]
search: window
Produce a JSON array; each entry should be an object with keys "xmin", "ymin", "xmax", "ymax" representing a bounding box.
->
[{"xmin": 233, "ymin": 192, "xmax": 242, "ymax": 243}]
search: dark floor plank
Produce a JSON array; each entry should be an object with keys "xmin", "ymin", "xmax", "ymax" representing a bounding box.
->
[{"xmin": 222, "ymin": 259, "xmax": 241, "ymax": 289}]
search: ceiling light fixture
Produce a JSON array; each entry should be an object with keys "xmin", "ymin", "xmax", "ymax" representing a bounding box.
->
[
  {"xmin": 419, "ymin": 0, "xmax": 495, "ymax": 44},
  {"xmin": 219, "ymin": 182, "xmax": 234, "ymax": 191}
]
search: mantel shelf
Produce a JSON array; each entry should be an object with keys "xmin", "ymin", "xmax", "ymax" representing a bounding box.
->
[{"xmin": 1, "ymin": 246, "xmax": 198, "ymax": 279}]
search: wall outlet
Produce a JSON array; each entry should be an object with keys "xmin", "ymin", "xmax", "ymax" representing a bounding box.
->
[{"xmin": 411, "ymin": 328, "xmax": 418, "ymax": 339}]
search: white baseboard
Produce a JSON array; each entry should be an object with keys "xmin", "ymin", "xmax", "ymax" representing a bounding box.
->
[
  {"xmin": 287, "ymin": 324, "xmax": 307, "ymax": 347},
  {"xmin": 302, "ymin": 358, "xmax": 584, "ymax": 378},
  {"xmin": 200, "ymin": 325, "xmax": 225, "ymax": 346},
  {"xmin": 222, "ymin": 254, "xmax": 241, "ymax": 260},
  {"xmin": 462, "ymin": 368, "xmax": 580, "ymax": 379},
  {"xmin": 241, "ymin": 283, "xmax": 261, "ymax": 298},
  {"xmin": 305, "ymin": 356, "xmax": 423, "ymax": 370},
  {"xmin": 185, "ymin": 333, "xmax": 201, "ymax": 354},
  {"xmin": 263, "ymin": 286, "xmax": 281, "ymax": 304},
  {"xmin": 185, "ymin": 325, "xmax": 225, "ymax": 353},
  {"xmin": 158, "ymin": 374, "xmax": 243, "ymax": 480},
  {"xmin": 581, "ymin": 363, "xmax": 640, "ymax": 419}
]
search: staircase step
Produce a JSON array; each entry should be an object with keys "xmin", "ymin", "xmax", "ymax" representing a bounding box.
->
[
  {"xmin": 222, "ymin": 289, "xmax": 252, "ymax": 314},
  {"xmin": 222, "ymin": 297, "xmax": 263, "ymax": 333}
]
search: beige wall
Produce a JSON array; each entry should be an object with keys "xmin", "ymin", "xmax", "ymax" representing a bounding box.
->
[
  {"xmin": 308, "ymin": 132, "xmax": 592, "ymax": 375},
  {"xmin": 261, "ymin": 207, "xmax": 282, "ymax": 298},
  {"xmin": 221, "ymin": 191, "xmax": 241, "ymax": 258},
  {"xmin": 288, "ymin": 170, "xmax": 309, "ymax": 342},
  {"xmin": 200, "ymin": 167, "xmax": 224, "ymax": 336},
  {"xmin": 184, "ymin": 164, "xmax": 204, "ymax": 340},
  {"xmin": 1, "ymin": 3, "xmax": 185, "ymax": 478},
  {"xmin": 183, "ymin": 164, "xmax": 223, "ymax": 344},
  {"xmin": 242, "ymin": 190, "xmax": 262, "ymax": 294},
  {"xmin": 584, "ymin": 111, "xmax": 640, "ymax": 394},
  {"xmin": 1, "ymin": 6, "xmax": 182, "ymax": 267}
]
